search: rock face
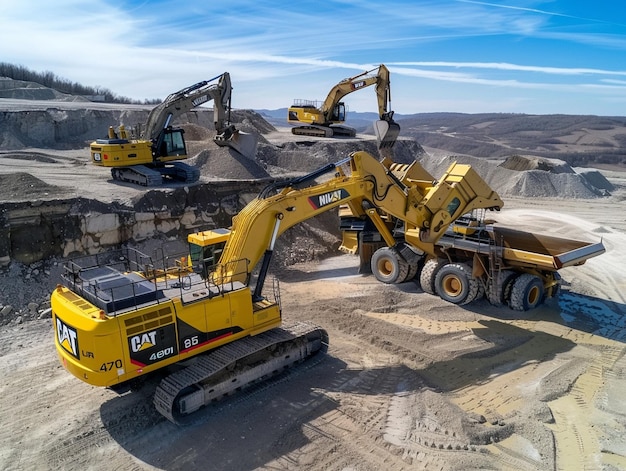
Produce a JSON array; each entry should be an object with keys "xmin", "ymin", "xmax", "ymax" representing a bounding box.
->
[
  {"xmin": 0, "ymin": 107, "xmax": 151, "ymax": 149},
  {"xmin": 0, "ymin": 180, "xmax": 269, "ymax": 266},
  {"xmin": 0, "ymin": 100, "xmax": 425, "ymax": 267}
]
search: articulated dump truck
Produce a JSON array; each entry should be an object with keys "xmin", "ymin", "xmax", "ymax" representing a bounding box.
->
[{"xmin": 340, "ymin": 165, "xmax": 605, "ymax": 311}]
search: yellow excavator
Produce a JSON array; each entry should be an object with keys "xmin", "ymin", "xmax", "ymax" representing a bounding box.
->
[
  {"xmin": 287, "ymin": 65, "xmax": 401, "ymax": 150},
  {"xmin": 90, "ymin": 72, "xmax": 258, "ymax": 186},
  {"xmin": 51, "ymin": 150, "xmax": 503, "ymax": 423}
]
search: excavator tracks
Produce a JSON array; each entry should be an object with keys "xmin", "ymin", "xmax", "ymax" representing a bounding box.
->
[
  {"xmin": 110, "ymin": 162, "xmax": 200, "ymax": 186},
  {"xmin": 169, "ymin": 161, "xmax": 201, "ymax": 183},
  {"xmin": 291, "ymin": 125, "xmax": 334, "ymax": 138},
  {"xmin": 153, "ymin": 321, "xmax": 329, "ymax": 424},
  {"xmin": 111, "ymin": 165, "xmax": 163, "ymax": 186},
  {"xmin": 291, "ymin": 124, "xmax": 357, "ymax": 138}
]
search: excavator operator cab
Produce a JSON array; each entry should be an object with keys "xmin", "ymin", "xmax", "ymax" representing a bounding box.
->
[
  {"xmin": 158, "ymin": 128, "xmax": 187, "ymax": 157},
  {"xmin": 187, "ymin": 228, "xmax": 231, "ymax": 278},
  {"xmin": 330, "ymin": 102, "xmax": 346, "ymax": 123}
]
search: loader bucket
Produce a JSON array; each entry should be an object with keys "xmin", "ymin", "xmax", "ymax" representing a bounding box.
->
[
  {"xmin": 374, "ymin": 119, "xmax": 401, "ymax": 150},
  {"xmin": 214, "ymin": 130, "xmax": 258, "ymax": 160}
]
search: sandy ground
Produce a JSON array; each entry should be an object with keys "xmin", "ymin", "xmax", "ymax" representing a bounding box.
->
[
  {"xmin": 0, "ymin": 121, "xmax": 625, "ymax": 469},
  {"xmin": 1, "ymin": 187, "xmax": 625, "ymax": 470}
]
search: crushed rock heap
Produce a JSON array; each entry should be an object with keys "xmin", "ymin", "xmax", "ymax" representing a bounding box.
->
[{"xmin": 420, "ymin": 153, "xmax": 612, "ymax": 198}]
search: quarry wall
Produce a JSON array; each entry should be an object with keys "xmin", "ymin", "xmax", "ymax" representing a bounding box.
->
[{"xmin": 0, "ymin": 180, "xmax": 267, "ymax": 266}]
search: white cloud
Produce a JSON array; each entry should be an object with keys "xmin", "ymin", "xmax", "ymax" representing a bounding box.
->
[
  {"xmin": 1, "ymin": 0, "xmax": 625, "ymax": 114},
  {"xmin": 388, "ymin": 61, "xmax": 626, "ymax": 77}
]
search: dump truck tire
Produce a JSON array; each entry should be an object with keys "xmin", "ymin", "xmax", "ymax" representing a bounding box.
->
[
  {"xmin": 404, "ymin": 261, "xmax": 420, "ymax": 282},
  {"xmin": 371, "ymin": 247, "xmax": 409, "ymax": 284},
  {"xmin": 509, "ymin": 273, "xmax": 545, "ymax": 311},
  {"xmin": 419, "ymin": 258, "xmax": 446, "ymax": 295},
  {"xmin": 487, "ymin": 270, "xmax": 517, "ymax": 306},
  {"xmin": 434, "ymin": 263, "xmax": 481, "ymax": 305}
]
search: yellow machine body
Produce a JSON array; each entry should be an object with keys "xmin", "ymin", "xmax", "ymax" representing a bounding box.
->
[
  {"xmin": 52, "ymin": 150, "xmax": 505, "ymax": 393},
  {"xmin": 52, "ymin": 241, "xmax": 279, "ymax": 388}
]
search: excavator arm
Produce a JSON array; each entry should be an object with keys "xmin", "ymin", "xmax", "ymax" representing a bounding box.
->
[
  {"xmin": 138, "ymin": 72, "xmax": 256, "ymax": 159},
  {"xmin": 142, "ymin": 73, "xmax": 233, "ymax": 141},
  {"xmin": 318, "ymin": 66, "xmax": 387, "ymax": 124}
]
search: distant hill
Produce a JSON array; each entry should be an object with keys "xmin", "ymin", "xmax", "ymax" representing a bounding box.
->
[
  {"xmin": 2, "ymin": 66, "xmax": 623, "ymax": 169},
  {"xmin": 257, "ymin": 109, "xmax": 626, "ymax": 168},
  {"xmin": 397, "ymin": 112, "xmax": 626, "ymax": 168},
  {"xmin": 0, "ymin": 77, "xmax": 90, "ymax": 102},
  {"xmin": 0, "ymin": 63, "xmax": 158, "ymax": 104}
]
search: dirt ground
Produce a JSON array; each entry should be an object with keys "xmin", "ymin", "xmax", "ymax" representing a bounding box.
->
[
  {"xmin": 1, "ymin": 189, "xmax": 625, "ymax": 471},
  {"xmin": 0, "ymin": 122, "xmax": 625, "ymax": 470}
]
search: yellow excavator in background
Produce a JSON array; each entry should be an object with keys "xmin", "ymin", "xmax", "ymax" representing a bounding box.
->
[
  {"xmin": 51, "ymin": 149, "xmax": 503, "ymax": 423},
  {"xmin": 287, "ymin": 65, "xmax": 401, "ymax": 150},
  {"xmin": 90, "ymin": 72, "xmax": 258, "ymax": 186}
]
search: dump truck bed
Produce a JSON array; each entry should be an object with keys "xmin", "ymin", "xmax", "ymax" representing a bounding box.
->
[{"xmin": 438, "ymin": 223, "xmax": 605, "ymax": 270}]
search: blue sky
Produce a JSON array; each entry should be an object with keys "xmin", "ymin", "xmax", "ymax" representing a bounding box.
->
[{"xmin": 2, "ymin": 0, "xmax": 626, "ymax": 115}]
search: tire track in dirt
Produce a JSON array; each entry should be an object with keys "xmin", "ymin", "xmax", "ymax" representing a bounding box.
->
[{"xmin": 547, "ymin": 344, "xmax": 626, "ymax": 471}]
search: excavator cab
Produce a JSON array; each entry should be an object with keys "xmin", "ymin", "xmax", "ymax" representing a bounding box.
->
[
  {"xmin": 187, "ymin": 228, "xmax": 231, "ymax": 278},
  {"xmin": 157, "ymin": 128, "xmax": 187, "ymax": 158},
  {"xmin": 330, "ymin": 103, "xmax": 346, "ymax": 122}
]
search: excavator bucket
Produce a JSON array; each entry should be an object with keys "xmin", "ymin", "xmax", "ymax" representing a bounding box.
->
[
  {"xmin": 214, "ymin": 129, "xmax": 258, "ymax": 160},
  {"xmin": 374, "ymin": 119, "xmax": 401, "ymax": 150}
]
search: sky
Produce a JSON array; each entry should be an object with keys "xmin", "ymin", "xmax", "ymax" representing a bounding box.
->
[{"xmin": 2, "ymin": 0, "xmax": 626, "ymax": 116}]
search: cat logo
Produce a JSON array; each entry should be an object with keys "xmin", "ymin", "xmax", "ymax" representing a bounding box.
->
[
  {"xmin": 130, "ymin": 331, "xmax": 158, "ymax": 353},
  {"xmin": 56, "ymin": 318, "xmax": 79, "ymax": 359}
]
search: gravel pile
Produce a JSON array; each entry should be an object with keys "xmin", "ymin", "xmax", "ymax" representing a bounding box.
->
[
  {"xmin": 421, "ymin": 153, "xmax": 607, "ymax": 198},
  {"xmin": 574, "ymin": 167, "xmax": 614, "ymax": 192},
  {"xmin": 191, "ymin": 147, "xmax": 271, "ymax": 180},
  {"xmin": 0, "ymin": 172, "xmax": 69, "ymax": 201},
  {"xmin": 498, "ymin": 155, "xmax": 574, "ymax": 174}
]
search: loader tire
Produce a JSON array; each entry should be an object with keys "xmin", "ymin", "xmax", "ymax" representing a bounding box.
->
[
  {"xmin": 509, "ymin": 273, "xmax": 545, "ymax": 311},
  {"xmin": 434, "ymin": 263, "xmax": 481, "ymax": 305},
  {"xmin": 371, "ymin": 247, "xmax": 409, "ymax": 284},
  {"xmin": 419, "ymin": 258, "xmax": 446, "ymax": 295}
]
